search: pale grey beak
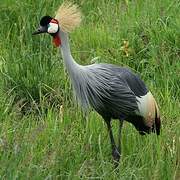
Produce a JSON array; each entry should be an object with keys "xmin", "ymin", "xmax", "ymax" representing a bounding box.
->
[{"xmin": 32, "ymin": 26, "xmax": 47, "ymax": 35}]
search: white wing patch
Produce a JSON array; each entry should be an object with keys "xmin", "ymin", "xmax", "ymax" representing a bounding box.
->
[
  {"xmin": 136, "ymin": 92, "xmax": 150, "ymax": 117},
  {"xmin": 135, "ymin": 91, "xmax": 156, "ymax": 126}
]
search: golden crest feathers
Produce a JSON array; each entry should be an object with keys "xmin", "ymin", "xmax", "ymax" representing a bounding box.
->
[{"xmin": 55, "ymin": 2, "xmax": 82, "ymax": 33}]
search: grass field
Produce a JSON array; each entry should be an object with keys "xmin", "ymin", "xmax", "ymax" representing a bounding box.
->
[{"xmin": 0, "ymin": 0, "xmax": 180, "ymax": 179}]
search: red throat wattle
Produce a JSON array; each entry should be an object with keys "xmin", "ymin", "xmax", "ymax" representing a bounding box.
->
[{"xmin": 53, "ymin": 34, "xmax": 61, "ymax": 47}]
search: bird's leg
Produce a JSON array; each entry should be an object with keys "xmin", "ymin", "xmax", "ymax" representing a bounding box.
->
[
  {"xmin": 118, "ymin": 120, "xmax": 123, "ymax": 160},
  {"xmin": 105, "ymin": 120, "xmax": 120, "ymax": 165}
]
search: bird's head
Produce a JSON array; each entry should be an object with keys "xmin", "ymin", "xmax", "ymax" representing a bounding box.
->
[
  {"xmin": 32, "ymin": 2, "xmax": 82, "ymax": 47},
  {"xmin": 32, "ymin": 16, "xmax": 61, "ymax": 47}
]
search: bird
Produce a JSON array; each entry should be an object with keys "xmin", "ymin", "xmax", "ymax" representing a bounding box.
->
[{"xmin": 32, "ymin": 2, "xmax": 161, "ymax": 165}]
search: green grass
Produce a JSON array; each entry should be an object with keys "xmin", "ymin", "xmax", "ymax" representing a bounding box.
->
[{"xmin": 0, "ymin": 0, "xmax": 179, "ymax": 179}]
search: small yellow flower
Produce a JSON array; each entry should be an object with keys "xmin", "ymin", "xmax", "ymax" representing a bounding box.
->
[{"xmin": 120, "ymin": 40, "xmax": 131, "ymax": 57}]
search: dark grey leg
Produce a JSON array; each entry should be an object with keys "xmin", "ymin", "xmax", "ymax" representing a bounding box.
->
[
  {"xmin": 118, "ymin": 120, "xmax": 123, "ymax": 159},
  {"xmin": 105, "ymin": 119, "xmax": 120, "ymax": 166}
]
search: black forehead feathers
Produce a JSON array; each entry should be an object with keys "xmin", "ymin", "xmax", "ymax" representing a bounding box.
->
[{"xmin": 40, "ymin": 16, "xmax": 53, "ymax": 26}]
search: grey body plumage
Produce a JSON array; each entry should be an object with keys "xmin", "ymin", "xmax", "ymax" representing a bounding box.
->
[
  {"xmin": 71, "ymin": 63, "xmax": 144, "ymax": 118},
  {"xmin": 60, "ymin": 31, "xmax": 147, "ymax": 120},
  {"xmin": 33, "ymin": 4, "xmax": 161, "ymax": 166}
]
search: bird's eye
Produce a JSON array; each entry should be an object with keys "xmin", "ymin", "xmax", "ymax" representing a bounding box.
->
[{"xmin": 47, "ymin": 22, "xmax": 59, "ymax": 34}]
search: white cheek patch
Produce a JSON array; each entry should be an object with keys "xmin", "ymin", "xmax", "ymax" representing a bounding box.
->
[{"xmin": 47, "ymin": 22, "xmax": 59, "ymax": 34}]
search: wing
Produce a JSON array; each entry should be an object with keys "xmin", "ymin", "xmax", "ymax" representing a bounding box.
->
[
  {"xmin": 112, "ymin": 66, "xmax": 148, "ymax": 97},
  {"xmin": 117, "ymin": 66, "xmax": 161, "ymax": 134},
  {"xmin": 135, "ymin": 91, "xmax": 161, "ymax": 134},
  {"xmin": 82, "ymin": 64, "xmax": 139, "ymax": 118}
]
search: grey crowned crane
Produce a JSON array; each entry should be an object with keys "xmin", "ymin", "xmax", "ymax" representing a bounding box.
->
[{"xmin": 33, "ymin": 3, "xmax": 161, "ymax": 165}]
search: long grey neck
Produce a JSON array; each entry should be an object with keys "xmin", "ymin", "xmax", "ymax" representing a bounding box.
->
[{"xmin": 58, "ymin": 30, "xmax": 82, "ymax": 76}]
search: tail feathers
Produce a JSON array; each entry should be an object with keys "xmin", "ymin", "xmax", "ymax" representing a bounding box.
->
[
  {"xmin": 126, "ymin": 115, "xmax": 152, "ymax": 135},
  {"xmin": 153, "ymin": 102, "xmax": 161, "ymax": 135},
  {"xmin": 126, "ymin": 114, "xmax": 161, "ymax": 135},
  {"xmin": 154, "ymin": 116, "xmax": 161, "ymax": 135}
]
